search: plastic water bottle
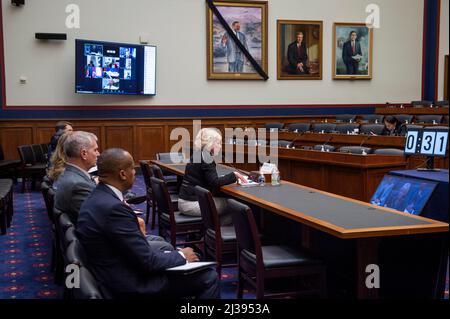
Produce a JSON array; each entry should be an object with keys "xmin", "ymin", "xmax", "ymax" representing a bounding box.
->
[
  {"xmin": 258, "ymin": 174, "xmax": 265, "ymax": 186},
  {"xmin": 375, "ymin": 119, "xmax": 378, "ymax": 124},
  {"xmin": 271, "ymin": 168, "xmax": 280, "ymax": 186}
]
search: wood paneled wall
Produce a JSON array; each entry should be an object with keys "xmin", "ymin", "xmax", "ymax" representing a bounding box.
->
[{"xmin": 0, "ymin": 116, "xmax": 333, "ymax": 162}]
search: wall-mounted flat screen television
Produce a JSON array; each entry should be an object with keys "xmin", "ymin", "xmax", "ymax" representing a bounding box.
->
[
  {"xmin": 75, "ymin": 39, "xmax": 156, "ymax": 96},
  {"xmin": 370, "ymin": 175, "xmax": 437, "ymax": 215}
]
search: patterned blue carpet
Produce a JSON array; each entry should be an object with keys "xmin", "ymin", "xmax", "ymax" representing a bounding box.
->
[
  {"xmin": 0, "ymin": 175, "xmax": 448, "ymax": 299},
  {"xmin": 0, "ymin": 176, "xmax": 252, "ymax": 299}
]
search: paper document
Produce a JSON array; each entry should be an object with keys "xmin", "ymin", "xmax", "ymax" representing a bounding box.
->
[
  {"xmin": 166, "ymin": 261, "xmax": 216, "ymax": 272},
  {"xmin": 352, "ymin": 54, "xmax": 363, "ymax": 61}
]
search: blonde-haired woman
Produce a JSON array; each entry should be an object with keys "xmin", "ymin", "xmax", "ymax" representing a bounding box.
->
[
  {"xmin": 178, "ymin": 128, "xmax": 247, "ymax": 225},
  {"xmin": 47, "ymin": 131, "xmax": 72, "ymax": 184}
]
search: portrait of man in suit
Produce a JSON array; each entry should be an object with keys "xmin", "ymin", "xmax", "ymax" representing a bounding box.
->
[
  {"xmin": 333, "ymin": 23, "xmax": 373, "ymax": 79},
  {"xmin": 287, "ymin": 32, "xmax": 309, "ymax": 74},
  {"xmin": 342, "ymin": 31, "xmax": 363, "ymax": 75},
  {"xmin": 277, "ymin": 20, "xmax": 323, "ymax": 80},
  {"xmin": 208, "ymin": 2, "xmax": 268, "ymax": 80}
]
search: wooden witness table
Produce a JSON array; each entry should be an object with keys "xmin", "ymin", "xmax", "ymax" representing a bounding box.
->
[
  {"xmin": 224, "ymin": 143, "xmax": 407, "ymax": 202},
  {"xmin": 152, "ymin": 160, "xmax": 449, "ymax": 299}
]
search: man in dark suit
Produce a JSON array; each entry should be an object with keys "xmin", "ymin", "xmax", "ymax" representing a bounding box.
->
[
  {"xmin": 342, "ymin": 31, "xmax": 363, "ymax": 75},
  {"xmin": 76, "ymin": 148, "xmax": 220, "ymax": 299},
  {"xmin": 287, "ymin": 32, "xmax": 309, "ymax": 74},
  {"xmin": 54, "ymin": 131, "xmax": 99, "ymax": 224}
]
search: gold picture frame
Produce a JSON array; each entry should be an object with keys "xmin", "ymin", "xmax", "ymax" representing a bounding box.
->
[
  {"xmin": 332, "ymin": 22, "xmax": 373, "ymax": 80},
  {"xmin": 206, "ymin": 0, "xmax": 268, "ymax": 80},
  {"xmin": 277, "ymin": 20, "xmax": 323, "ymax": 80}
]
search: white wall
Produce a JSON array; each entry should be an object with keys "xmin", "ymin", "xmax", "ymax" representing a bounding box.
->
[
  {"xmin": 438, "ymin": 0, "xmax": 449, "ymax": 100},
  {"xmin": 2, "ymin": 0, "xmax": 424, "ymax": 106}
]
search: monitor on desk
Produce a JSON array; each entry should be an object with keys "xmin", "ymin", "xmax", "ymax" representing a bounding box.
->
[{"xmin": 370, "ymin": 175, "xmax": 437, "ymax": 215}]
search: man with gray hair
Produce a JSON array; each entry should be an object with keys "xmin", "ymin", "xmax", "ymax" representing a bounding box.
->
[{"xmin": 54, "ymin": 131, "xmax": 99, "ymax": 224}]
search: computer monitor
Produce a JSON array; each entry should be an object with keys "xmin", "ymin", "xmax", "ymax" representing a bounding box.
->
[
  {"xmin": 370, "ymin": 175, "xmax": 437, "ymax": 215},
  {"xmin": 75, "ymin": 39, "xmax": 156, "ymax": 96}
]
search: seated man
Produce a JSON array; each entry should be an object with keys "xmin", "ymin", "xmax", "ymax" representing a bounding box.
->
[
  {"xmin": 76, "ymin": 148, "xmax": 219, "ymax": 299},
  {"xmin": 54, "ymin": 131, "xmax": 99, "ymax": 225}
]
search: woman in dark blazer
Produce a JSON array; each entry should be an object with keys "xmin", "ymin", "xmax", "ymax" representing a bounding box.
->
[
  {"xmin": 378, "ymin": 116, "xmax": 407, "ymax": 136},
  {"xmin": 178, "ymin": 128, "xmax": 247, "ymax": 225}
]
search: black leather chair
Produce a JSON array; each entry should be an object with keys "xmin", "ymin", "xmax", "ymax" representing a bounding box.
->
[
  {"xmin": 151, "ymin": 163, "xmax": 179, "ymax": 195},
  {"xmin": 339, "ymin": 146, "xmax": 372, "ymax": 154},
  {"xmin": 360, "ymin": 124, "xmax": 384, "ymax": 135},
  {"xmin": 265, "ymin": 123, "xmax": 284, "ymax": 131},
  {"xmin": 150, "ymin": 177, "xmax": 203, "ymax": 247},
  {"xmin": 373, "ymin": 149, "xmax": 405, "ymax": 156},
  {"xmin": 335, "ymin": 114, "xmax": 356, "ymax": 123},
  {"xmin": 361, "ymin": 115, "xmax": 384, "ymax": 124},
  {"xmin": 0, "ymin": 179, "xmax": 13, "ymax": 235},
  {"xmin": 405, "ymin": 124, "xmax": 423, "ymax": 131},
  {"xmin": 139, "ymin": 160, "xmax": 156, "ymax": 227},
  {"xmin": 156, "ymin": 152, "xmax": 186, "ymax": 164},
  {"xmin": 31, "ymin": 144, "xmax": 47, "ymax": 164},
  {"xmin": 17, "ymin": 145, "xmax": 46, "ymax": 192},
  {"xmin": 313, "ymin": 145, "xmax": 335, "ymax": 152},
  {"xmin": 229, "ymin": 199, "xmax": 326, "ymax": 299},
  {"xmin": 269, "ymin": 140, "xmax": 294, "ymax": 148},
  {"xmin": 424, "ymin": 126, "xmax": 449, "ymax": 131},
  {"xmin": 195, "ymin": 186, "xmax": 237, "ymax": 278},
  {"xmin": 334, "ymin": 124, "xmax": 360, "ymax": 134},
  {"xmin": 288, "ymin": 123, "xmax": 311, "ymax": 133},
  {"xmin": 435, "ymin": 100, "xmax": 449, "ymax": 108},
  {"xmin": 312, "ymin": 123, "xmax": 336, "ymax": 133},
  {"xmin": 394, "ymin": 115, "xmax": 414, "ymax": 124},
  {"xmin": 0, "ymin": 145, "xmax": 20, "ymax": 180},
  {"xmin": 411, "ymin": 100, "xmax": 432, "ymax": 108},
  {"xmin": 415, "ymin": 115, "xmax": 443, "ymax": 124},
  {"xmin": 65, "ymin": 240, "xmax": 104, "ymax": 299},
  {"xmin": 443, "ymin": 115, "xmax": 449, "ymax": 124}
]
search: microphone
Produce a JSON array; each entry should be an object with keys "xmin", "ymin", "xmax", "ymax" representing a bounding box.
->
[
  {"xmin": 358, "ymin": 136, "xmax": 371, "ymax": 155},
  {"xmin": 320, "ymin": 136, "xmax": 333, "ymax": 152},
  {"xmin": 286, "ymin": 130, "xmax": 307, "ymax": 149}
]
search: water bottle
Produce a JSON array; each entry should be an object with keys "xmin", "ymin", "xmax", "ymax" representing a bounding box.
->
[
  {"xmin": 257, "ymin": 174, "xmax": 265, "ymax": 186},
  {"xmin": 271, "ymin": 168, "xmax": 280, "ymax": 186}
]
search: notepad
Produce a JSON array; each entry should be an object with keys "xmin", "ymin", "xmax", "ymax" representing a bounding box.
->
[
  {"xmin": 166, "ymin": 261, "xmax": 216, "ymax": 275},
  {"xmin": 238, "ymin": 176, "xmax": 259, "ymax": 187}
]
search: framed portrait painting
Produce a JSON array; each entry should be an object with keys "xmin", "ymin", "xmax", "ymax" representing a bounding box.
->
[
  {"xmin": 277, "ymin": 20, "xmax": 323, "ymax": 80},
  {"xmin": 206, "ymin": 0, "xmax": 268, "ymax": 80},
  {"xmin": 333, "ymin": 22, "xmax": 373, "ymax": 80}
]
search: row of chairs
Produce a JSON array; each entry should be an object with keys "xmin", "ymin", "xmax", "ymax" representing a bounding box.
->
[
  {"xmin": 409, "ymin": 100, "xmax": 449, "ymax": 108},
  {"xmin": 41, "ymin": 177, "xmax": 104, "ymax": 299},
  {"xmin": 263, "ymin": 122, "xmax": 448, "ymax": 135},
  {"xmin": 145, "ymin": 158, "xmax": 327, "ymax": 298},
  {"xmin": 0, "ymin": 179, "xmax": 14, "ymax": 235},
  {"xmin": 265, "ymin": 114, "xmax": 449, "ymax": 130}
]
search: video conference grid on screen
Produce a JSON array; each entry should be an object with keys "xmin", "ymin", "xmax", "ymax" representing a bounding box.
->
[
  {"xmin": 75, "ymin": 40, "xmax": 156, "ymax": 96},
  {"xmin": 370, "ymin": 175, "xmax": 437, "ymax": 215}
]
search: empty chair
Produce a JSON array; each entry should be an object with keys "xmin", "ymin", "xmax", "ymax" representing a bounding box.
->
[
  {"xmin": 424, "ymin": 126, "xmax": 449, "ymax": 131},
  {"xmin": 139, "ymin": 160, "xmax": 156, "ymax": 228},
  {"xmin": 394, "ymin": 115, "xmax": 414, "ymax": 124},
  {"xmin": 360, "ymin": 124, "xmax": 385, "ymax": 135},
  {"xmin": 411, "ymin": 100, "xmax": 432, "ymax": 108},
  {"xmin": 405, "ymin": 124, "xmax": 423, "ymax": 131},
  {"xmin": 415, "ymin": 115, "xmax": 443, "ymax": 124},
  {"xmin": 0, "ymin": 145, "xmax": 21, "ymax": 180},
  {"xmin": 195, "ymin": 186, "xmax": 237, "ymax": 278},
  {"xmin": 229, "ymin": 199, "xmax": 326, "ymax": 299},
  {"xmin": 265, "ymin": 122, "xmax": 284, "ymax": 131},
  {"xmin": 361, "ymin": 114, "xmax": 384, "ymax": 124},
  {"xmin": 339, "ymin": 146, "xmax": 372, "ymax": 154},
  {"xmin": 435, "ymin": 100, "xmax": 449, "ymax": 108},
  {"xmin": 373, "ymin": 149, "xmax": 405, "ymax": 156},
  {"xmin": 335, "ymin": 114, "xmax": 356, "ymax": 123},
  {"xmin": 156, "ymin": 152, "xmax": 186, "ymax": 164},
  {"xmin": 150, "ymin": 177, "xmax": 203, "ymax": 247},
  {"xmin": 247, "ymin": 140, "xmax": 267, "ymax": 146},
  {"xmin": 443, "ymin": 115, "xmax": 449, "ymax": 124},
  {"xmin": 312, "ymin": 123, "xmax": 336, "ymax": 133},
  {"xmin": 334, "ymin": 124, "xmax": 360, "ymax": 134},
  {"xmin": 313, "ymin": 145, "xmax": 335, "ymax": 152},
  {"xmin": 73, "ymin": 267, "xmax": 103, "ymax": 299},
  {"xmin": 17, "ymin": 145, "xmax": 46, "ymax": 192},
  {"xmin": 0, "ymin": 179, "xmax": 13, "ymax": 235},
  {"xmin": 288, "ymin": 123, "xmax": 311, "ymax": 133},
  {"xmin": 270, "ymin": 140, "xmax": 294, "ymax": 148},
  {"xmin": 31, "ymin": 144, "xmax": 47, "ymax": 164}
]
